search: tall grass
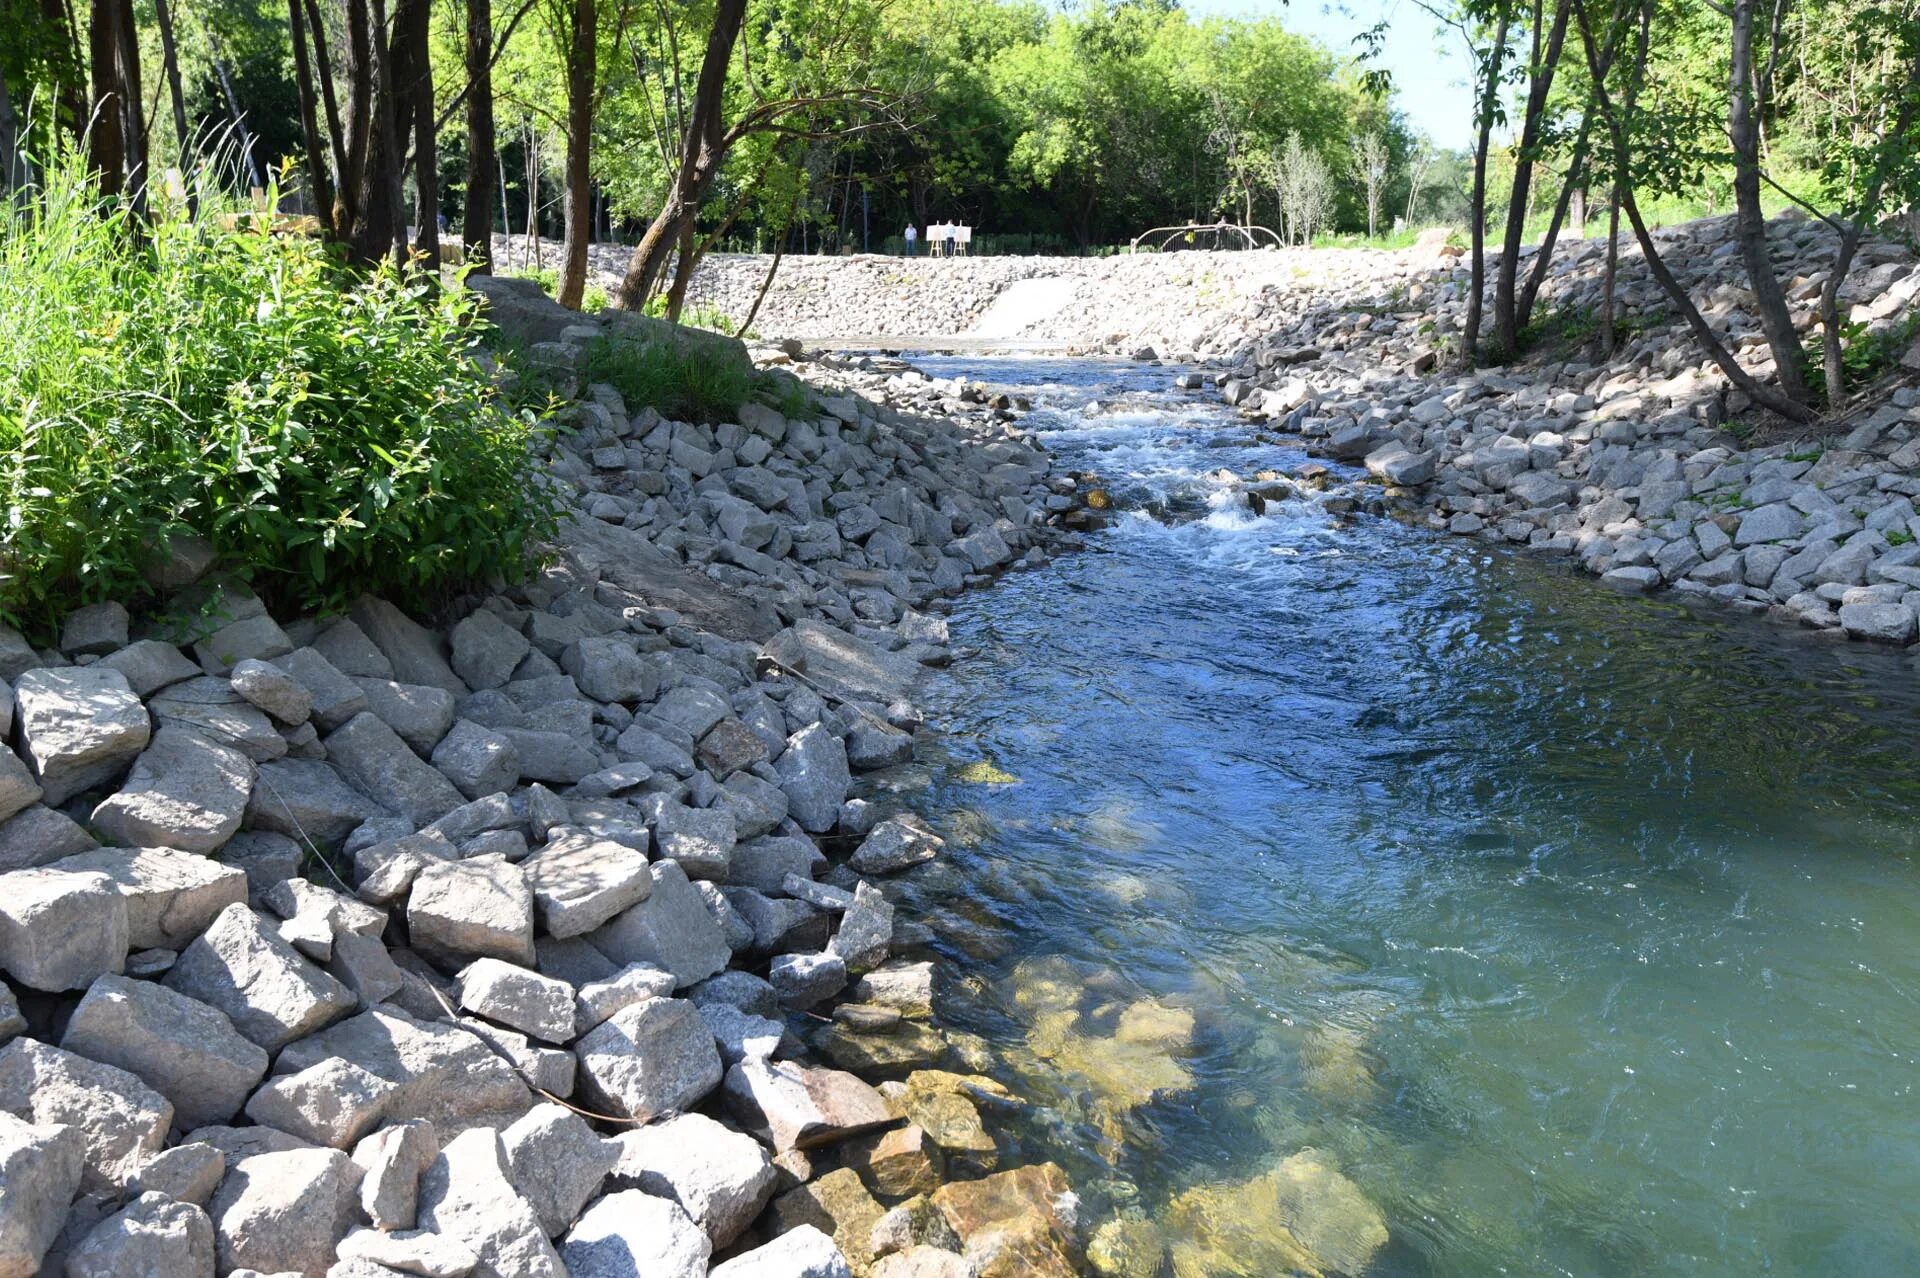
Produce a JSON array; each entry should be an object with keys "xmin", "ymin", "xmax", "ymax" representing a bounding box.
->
[{"xmin": 0, "ymin": 147, "xmax": 557, "ymax": 628}]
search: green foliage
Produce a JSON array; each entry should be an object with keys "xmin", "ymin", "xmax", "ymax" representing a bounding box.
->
[
  {"xmin": 507, "ymin": 266, "xmax": 609, "ymax": 313},
  {"xmin": 0, "ymin": 150, "xmax": 557, "ymax": 628},
  {"xmin": 578, "ymin": 333, "xmax": 758, "ymax": 424},
  {"xmin": 1800, "ymin": 313, "xmax": 1920, "ymax": 403},
  {"xmin": 1888, "ymin": 528, "xmax": 1915, "ymax": 547}
]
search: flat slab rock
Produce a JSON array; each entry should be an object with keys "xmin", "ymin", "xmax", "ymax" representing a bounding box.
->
[{"xmin": 758, "ymin": 618, "xmax": 923, "ymax": 707}]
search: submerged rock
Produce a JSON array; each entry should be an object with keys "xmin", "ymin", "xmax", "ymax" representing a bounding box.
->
[{"xmin": 1165, "ymin": 1149, "xmax": 1387, "ymax": 1278}]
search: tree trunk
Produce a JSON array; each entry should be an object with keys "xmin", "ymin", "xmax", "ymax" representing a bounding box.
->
[
  {"xmin": 288, "ymin": 0, "xmax": 335, "ymax": 226},
  {"xmin": 349, "ymin": 0, "xmax": 406, "ymax": 265},
  {"xmin": 616, "ymin": 0, "xmax": 749, "ymax": 309},
  {"xmin": 1600, "ymin": 187, "xmax": 1620, "ymax": 356},
  {"xmin": 461, "ymin": 0, "xmax": 497, "ymax": 273},
  {"xmin": 1463, "ymin": 11, "xmax": 1512, "ymax": 368},
  {"xmin": 0, "ymin": 63, "xmax": 15, "ymax": 194},
  {"xmin": 1493, "ymin": 0, "xmax": 1571, "ymax": 358},
  {"xmin": 152, "ymin": 0, "xmax": 192, "ymax": 162},
  {"xmin": 1729, "ymin": 0, "xmax": 1811, "ymax": 403},
  {"xmin": 739, "ymin": 229, "xmax": 787, "ymax": 335},
  {"xmin": 558, "ymin": 0, "xmax": 596, "ymax": 308},
  {"xmin": 1517, "ymin": 115, "xmax": 1593, "ymax": 329},
  {"xmin": 664, "ymin": 212, "xmax": 698, "ymax": 320},
  {"xmin": 87, "ymin": 0, "xmax": 127, "ymax": 194},
  {"xmin": 304, "ymin": 0, "xmax": 349, "ymax": 187},
  {"xmin": 337, "ymin": 0, "xmax": 374, "ymax": 238},
  {"xmin": 391, "ymin": 0, "xmax": 437, "ymax": 266}
]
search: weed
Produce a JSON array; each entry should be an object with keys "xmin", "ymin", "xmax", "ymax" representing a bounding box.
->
[
  {"xmin": 1785, "ymin": 446, "xmax": 1825, "ymax": 463},
  {"xmin": 579, "ymin": 334, "xmax": 757, "ymax": 425},
  {"xmin": 1888, "ymin": 528, "xmax": 1914, "ymax": 546},
  {"xmin": 1801, "ymin": 313, "xmax": 1920, "ymax": 403},
  {"xmin": 0, "ymin": 145, "xmax": 556, "ymax": 629}
]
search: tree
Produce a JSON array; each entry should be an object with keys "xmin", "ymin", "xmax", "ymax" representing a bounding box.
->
[
  {"xmin": 555, "ymin": 0, "xmax": 596, "ymax": 307},
  {"xmin": 1357, "ymin": 129, "xmax": 1389, "ymax": 235},
  {"xmin": 462, "ymin": 0, "xmax": 498, "ymax": 272},
  {"xmin": 1727, "ymin": 0, "xmax": 1813, "ymax": 405},
  {"xmin": 1490, "ymin": 0, "xmax": 1571, "ymax": 359}
]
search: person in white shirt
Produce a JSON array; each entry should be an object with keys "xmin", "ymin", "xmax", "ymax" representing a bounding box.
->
[{"xmin": 904, "ymin": 225, "xmax": 917, "ymax": 257}]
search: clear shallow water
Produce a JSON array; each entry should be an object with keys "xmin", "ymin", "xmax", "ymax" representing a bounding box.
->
[{"xmin": 891, "ymin": 356, "xmax": 1920, "ymax": 1277}]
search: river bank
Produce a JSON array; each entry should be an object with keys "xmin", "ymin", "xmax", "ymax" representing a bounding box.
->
[
  {"xmin": 573, "ymin": 210, "xmax": 1920, "ymax": 646},
  {"xmin": 0, "ymin": 278, "xmax": 1093, "ymax": 1276}
]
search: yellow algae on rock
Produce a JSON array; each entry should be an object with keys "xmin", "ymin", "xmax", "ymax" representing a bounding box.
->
[
  {"xmin": 1165, "ymin": 1149, "xmax": 1388, "ymax": 1278},
  {"xmin": 1089, "ymin": 1214, "xmax": 1169, "ymax": 1278},
  {"xmin": 955, "ymin": 760, "xmax": 1019, "ymax": 784},
  {"xmin": 1027, "ymin": 1009, "xmax": 1194, "ymax": 1109},
  {"xmin": 1299, "ymin": 1021, "xmax": 1378, "ymax": 1108}
]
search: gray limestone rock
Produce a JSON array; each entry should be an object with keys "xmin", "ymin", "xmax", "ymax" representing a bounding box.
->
[
  {"xmin": 776, "ymin": 723, "xmax": 851, "ymax": 834},
  {"xmin": 352, "ymin": 678, "xmax": 458, "ymax": 755},
  {"xmin": 351, "ymin": 1119, "xmax": 440, "ymax": 1231},
  {"xmin": 771, "ymin": 951, "xmax": 847, "ymax": 1010},
  {"xmin": 723, "ymin": 1057, "xmax": 895, "ymax": 1151},
  {"xmin": 0, "ymin": 1109, "xmax": 84, "ymax": 1278},
  {"xmin": 245, "ymin": 758, "xmax": 390, "ymax": 847},
  {"xmin": 65, "ymin": 1190, "xmax": 216, "ymax": 1278},
  {"xmin": 244, "ymin": 1057, "xmax": 398, "ymax": 1149},
  {"xmin": 521, "ymin": 830, "xmax": 652, "ymax": 939},
  {"xmin": 275, "ymin": 1006, "xmax": 531, "ymax": 1134},
  {"xmin": 349, "ymin": 598, "xmax": 468, "ymax": 696},
  {"xmin": 91, "ymin": 724, "xmax": 254, "ymax": 853},
  {"xmin": 163, "ymin": 902, "xmax": 355, "ymax": 1052},
  {"xmin": 13, "ymin": 666, "xmax": 150, "ymax": 805},
  {"xmin": 828, "ymin": 880, "xmax": 894, "ymax": 974},
  {"xmin": 458, "ymin": 957, "xmax": 576, "ymax": 1044},
  {"xmin": 52, "ymin": 845, "xmax": 247, "ymax": 949},
  {"xmin": 559, "ymin": 1190, "xmax": 710, "ymax": 1278},
  {"xmin": 230, "ymin": 658, "xmax": 314, "ymax": 726},
  {"xmin": 574, "ymin": 997, "xmax": 724, "ymax": 1122},
  {"xmin": 431, "ymin": 719, "xmax": 522, "ymax": 800},
  {"xmin": 0, "ymin": 805, "xmax": 97, "ymax": 871},
  {"xmin": 849, "ymin": 815, "xmax": 944, "ymax": 875},
  {"xmin": 588, "ymin": 860, "xmax": 731, "ymax": 989},
  {"xmin": 324, "ymin": 713, "xmax": 466, "ymax": 826},
  {"xmin": 208, "ymin": 1147, "xmax": 363, "ymax": 1278},
  {"xmin": 655, "ymin": 802, "xmax": 737, "ymax": 880},
  {"xmin": 126, "ymin": 1141, "xmax": 226, "ymax": 1207},
  {"xmin": 502, "ymin": 1102, "xmax": 620, "ymax": 1238},
  {"xmin": 407, "ymin": 855, "xmax": 536, "ymax": 967},
  {"xmin": 59, "ymin": 603, "xmax": 129, "ymax": 657},
  {"xmin": 60, "ymin": 973, "xmax": 267, "ymax": 1130},
  {"xmin": 450, "ymin": 610, "xmax": 531, "ymax": 692},
  {"xmin": 0, "ymin": 867, "xmax": 128, "ymax": 991},
  {"xmin": 608, "ymin": 1111, "xmax": 776, "ymax": 1248},
  {"xmin": 272, "ymin": 647, "xmax": 371, "ymax": 732},
  {"xmin": 0, "ymin": 1038, "xmax": 171, "ymax": 1192},
  {"xmin": 710, "ymin": 1225, "xmax": 852, "ymax": 1278},
  {"xmin": 416, "ymin": 1126, "xmax": 565, "ymax": 1278}
]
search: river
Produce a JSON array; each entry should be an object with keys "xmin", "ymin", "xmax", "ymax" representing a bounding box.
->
[{"xmin": 884, "ymin": 355, "xmax": 1920, "ymax": 1277}]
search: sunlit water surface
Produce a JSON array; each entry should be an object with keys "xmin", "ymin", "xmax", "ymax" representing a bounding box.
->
[{"xmin": 879, "ymin": 355, "xmax": 1920, "ymax": 1277}]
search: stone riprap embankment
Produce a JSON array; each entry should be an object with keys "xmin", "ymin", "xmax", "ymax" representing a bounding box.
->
[
  {"xmin": 1181, "ymin": 214, "xmax": 1920, "ymax": 643},
  {"xmin": 0, "ymin": 276, "xmax": 1088, "ymax": 1278}
]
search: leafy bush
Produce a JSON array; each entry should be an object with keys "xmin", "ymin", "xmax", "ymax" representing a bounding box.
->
[
  {"xmin": 0, "ymin": 150, "xmax": 557, "ymax": 628},
  {"xmin": 1801, "ymin": 312, "xmax": 1920, "ymax": 403}
]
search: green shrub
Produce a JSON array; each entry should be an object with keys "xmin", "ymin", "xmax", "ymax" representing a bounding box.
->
[
  {"xmin": 1801, "ymin": 312, "xmax": 1920, "ymax": 404},
  {"xmin": 0, "ymin": 149, "xmax": 557, "ymax": 629}
]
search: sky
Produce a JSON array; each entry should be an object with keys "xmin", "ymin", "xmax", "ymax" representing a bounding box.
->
[{"xmin": 1181, "ymin": 0, "xmax": 1479, "ymax": 150}]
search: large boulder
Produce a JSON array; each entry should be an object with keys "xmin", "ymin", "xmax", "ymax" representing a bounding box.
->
[
  {"xmin": 559, "ymin": 1189, "xmax": 710, "ymax": 1278},
  {"xmin": 90, "ymin": 724, "xmax": 254, "ymax": 853},
  {"xmin": 324, "ymin": 712, "xmax": 465, "ymax": 826},
  {"xmin": 776, "ymin": 723, "xmax": 851, "ymax": 834},
  {"xmin": 60, "ymin": 974, "xmax": 267, "ymax": 1130},
  {"xmin": 709, "ymin": 1225, "xmax": 852, "ymax": 1278},
  {"xmin": 501, "ymin": 1102, "xmax": 620, "ymax": 1238},
  {"xmin": 588, "ymin": 860, "xmax": 730, "ymax": 989},
  {"xmin": 932, "ymin": 1162, "xmax": 1083, "ymax": 1278},
  {"xmin": 610, "ymin": 1112, "xmax": 776, "ymax": 1248},
  {"xmin": 274, "ymin": 1005, "xmax": 531, "ymax": 1133},
  {"xmin": 521, "ymin": 830, "xmax": 652, "ymax": 938},
  {"xmin": 162, "ymin": 902, "xmax": 355, "ymax": 1052},
  {"xmin": 13, "ymin": 666, "xmax": 149, "ymax": 805},
  {"xmin": 51, "ymin": 846, "xmax": 246, "ymax": 950},
  {"xmin": 0, "ymin": 1109, "xmax": 83, "ymax": 1278},
  {"xmin": 407, "ymin": 854, "xmax": 537, "ymax": 966},
  {"xmin": 574, "ymin": 997, "xmax": 723, "ymax": 1122},
  {"xmin": 64, "ymin": 1191, "xmax": 216, "ymax": 1278},
  {"xmin": 722, "ymin": 1057, "xmax": 895, "ymax": 1152},
  {"xmin": 416, "ymin": 1126, "xmax": 565, "ymax": 1278},
  {"xmin": 0, "ymin": 1038, "xmax": 171, "ymax": 1192},
  {"xmin": 207, "ymin": 1146, "xmax": 363, "ymax": 1278},
  {"xmin": 0, "ymin": 867, "xmax": 128, "ymax": 991}
]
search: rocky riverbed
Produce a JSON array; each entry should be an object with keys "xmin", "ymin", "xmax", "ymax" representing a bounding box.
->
[
  {"xmin": 0, "ymin": 276, "xmax": 1104, "ymax": 1277},
  {"xmin": 565, "ymin": 209, "xmax": 1920, "ymax": 646}
]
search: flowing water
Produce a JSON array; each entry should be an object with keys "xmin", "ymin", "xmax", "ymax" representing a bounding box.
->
[{"xmin": 883, "ymin": 355, "xmax": 1920, "ymax": 1277}]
